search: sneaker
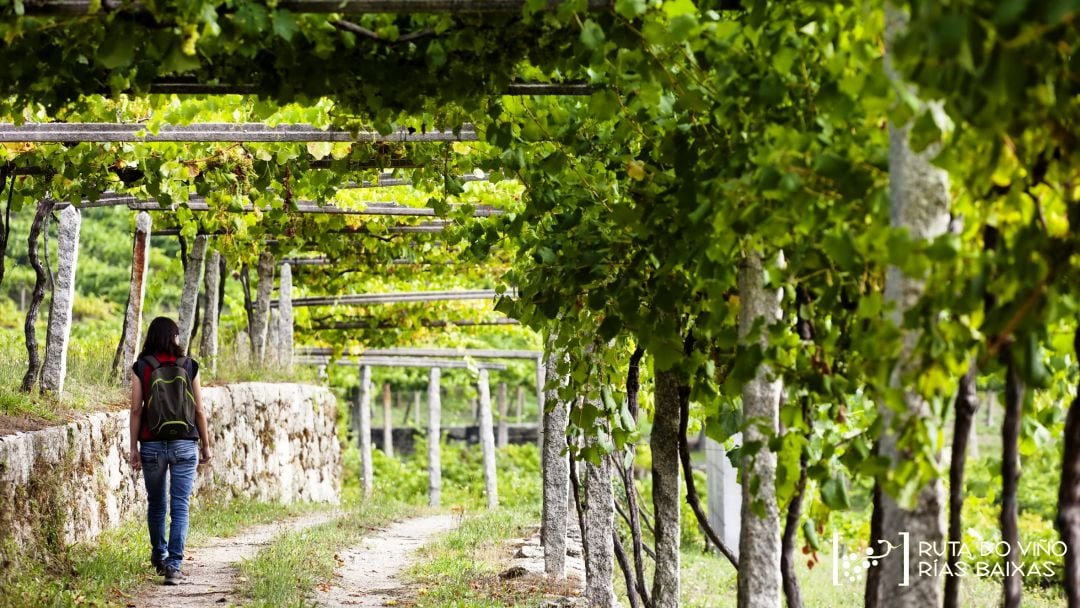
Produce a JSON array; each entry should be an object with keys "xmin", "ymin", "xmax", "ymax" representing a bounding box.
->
[{"xmin": 163, "ymin": 566, "xmax": 182, "ymax": 586}]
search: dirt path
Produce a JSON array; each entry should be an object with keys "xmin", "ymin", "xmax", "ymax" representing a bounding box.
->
[
  {"xmin": 314, "ymin": 514, "xmax": 459, "ymax": 608},
  {"xmin": 132, "ymin": 510, "xmax": 338, "ymax": 607}
]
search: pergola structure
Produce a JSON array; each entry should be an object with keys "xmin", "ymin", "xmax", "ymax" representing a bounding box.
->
[{"xmin": 1, "ymin": 0, "xmax": 595, "ymax": 592}]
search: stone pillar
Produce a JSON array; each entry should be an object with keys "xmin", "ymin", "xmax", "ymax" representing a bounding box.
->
[
  {"xmin": 478, "ymin": 369, "xmax": 498, "ymax": 509},
  {"xmin": 199, "ymin": 250, "xmax": 221, "ymax": 374},
  {"xmin": 177, "ymin": 235, "xmax": 207, "ymax": 354},
  {"xmin": 428, "ymin": 367, "xmax": 442, "ymax": 507},
  {"xmin": 536, "ymin": 355, "xmax": 547, "ymax": 448},
  {"xmin": 115, "ymin": 212, "xmax": 151, "ymax": 385},
  {"xmin": 706, "ymin": 436, "xmax": 742, "ymax": 557},
  {"xmin": 414, "ymin": 391, "xmax": 422, "ymax": 428},
  {"xmin": 266, "ymin": 310, "xmax": 280, "ymax": 367},
  {"xmin": 382, "ymin": 382, "xmax": 394, "ymax": 458},
  {"xmin": 516, "ymin": 385, "xmax": 525, "ymax": 420},
  {"xmin": 251, "ymin": 251, "xmax": 274, "ymax": 364},
  {"xmin": 584, "ymin": 447, "xmax": 616, "ymax": 608},
  {"xmin": 278, "ymin": 262, "xmax": 293, "ymax": 373},
  {"xmin": 541, "ymin": 350, "xmax": 570, "ymax": 579},
  {"xmin": 497, "ymin": 382, "xmax": 509, "ymax": 448},
  {"xmin": 40, "ymin": 205, "xmax": 81, "ymax": 395},
  {"xmin": 359, "ymin": 365, "xmax": 373, "ymax": 498},
  {"xmin": 737, "ymin": 252, "xmax": 783, "ymax": 608}
]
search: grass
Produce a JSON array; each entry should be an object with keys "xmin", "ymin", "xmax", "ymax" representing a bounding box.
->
[
  {"xmin": 0, "ymin": 497, "xmax": 336, "ymax": 608},
  {"xmin": 668, "ymin": 547, "xmax": 1066, "ymax": 608},
  {"xmin": 237, "ymin": 488, "xmax": 417, "ymax": 607},
  {"xmin": 0, "ymin": 327, "xmax": 126, "ymax": 427},
  {"xmin": 406, "ymin": 504, "xmax": 553, "ymax": 608}
]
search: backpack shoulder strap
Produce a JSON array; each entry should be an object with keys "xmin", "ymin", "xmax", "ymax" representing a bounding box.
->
[
  {"xmin": 144, "ymin": 355, "xmax": 161, "ymax": 371},
  {"xmin": 175, "ymin": 357, "xmax": 192, "ymax": 376}
]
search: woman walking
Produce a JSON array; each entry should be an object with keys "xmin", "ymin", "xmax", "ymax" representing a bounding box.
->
[{"xmin": 127, "ymin": 317, "xmax": 212, "ymax": 585}]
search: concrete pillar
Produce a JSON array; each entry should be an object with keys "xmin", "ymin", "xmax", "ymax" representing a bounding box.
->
[
  {"xmin": 199, "ymin": 250, "xmax": 221, "ymax": 374},
  {"xmin": 116, "ymin": 212, "xmax": 151, "ymax": 385},
  {"xmin": 177, "ymin": 235, "xmax": 207, "ymax": 354},
  {"xmin": 359, "ymin": 365, "xmax": 373, "ymax": 498},
  {"xmin": 278, "ymin": 262, "xmax": 293, "ymax": 373},
  {"xmin": 428, "ymin": 367, "xmax": 442, "ymax": 507},
  {"xmin": 706, "ymin": 436, "xmax": 742, "ymax": 557},
  {"xmin": 382, "ymin": 382, "xmax": 394, "ymax": 458},
  {"xmin": 497, "ymin": 382, "xmax": 509, "ymax": 448},
  {"xmin": 414, "ymin": 391, "xmax": 422, "ymax": 428},
  {"xmin": 478, "ymin": 369, "xmax": 498, "ymax": 509},
  {"xmin": 516, "ymin": 385, "xmax": 525, "ymax": 420},
  {"xmin": 40, "ymin": 205, "xmax": 81, "ymax": 395}
]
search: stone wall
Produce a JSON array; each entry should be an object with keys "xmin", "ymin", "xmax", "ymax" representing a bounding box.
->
[{"xmin": 0, "ymin": 382, "xmax": 340, "ymax": 555}]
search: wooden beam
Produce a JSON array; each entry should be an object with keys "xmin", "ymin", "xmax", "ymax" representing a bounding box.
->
[
  {"xmin": 308, "ymin": 318, "xmax": 520, "ymax": 330},
  {"xmin": 18, "ymin": 0, "xmax": 612, "ymax": 16},
  {"xmin": 298, "ymin": 346, "xmax": 539, "ymax": 359},
  {"xmin": 0, "ymin": 122, "xmax": 476, "ymax": 143},
  {"xmin": 277, "ymin": 289, "xmax": 511, "ymax": 308},
  {"xmin": 141, "ymin": 81, "xmax": 592, "ymax": 96},
  {"xmin": 153, "ymin": 221, "xmax": 452, "ymax": 237},
  {"xmin": 297, "ymin": 356, "xmax": 508, "ymax": 370}
]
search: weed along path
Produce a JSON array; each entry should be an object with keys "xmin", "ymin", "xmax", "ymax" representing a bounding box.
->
[
  {"xmin": 314, "ymin": 514, "xmax": 459, "ymax": 608},
  {"xmin": 133, "ymin": 511, "xmax": 339, "ymax": 607}
]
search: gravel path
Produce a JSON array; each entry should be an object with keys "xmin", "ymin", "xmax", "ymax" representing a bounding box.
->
[
  {"xmin": 132, "ymin": 511, "xmax": 339, "ymax": 607},
  {"xmin": 313, "ymin": 514, "xmax": 460, "ymax": 608}
]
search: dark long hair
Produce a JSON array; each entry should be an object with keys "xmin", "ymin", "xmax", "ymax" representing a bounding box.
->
[{"xmin": 140, "ymin": 317, "xmax": 185, "ymax": 358}]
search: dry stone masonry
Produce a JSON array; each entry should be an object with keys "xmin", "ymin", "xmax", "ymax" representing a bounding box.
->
[{"xmin": 0, "ymin": 383, "xmax": 340, "ymax": 557}]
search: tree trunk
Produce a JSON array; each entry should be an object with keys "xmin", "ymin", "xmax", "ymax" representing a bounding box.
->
[
  {"xmin": 478, "ymin": 368, "xmax": 498, "ymax": 509},
  {"xmin": 865, "ymin": 480, "xmax": 884, "ymax": 608},
  {"xmin": 0, "ymin": 169, "xmax": 13, "ymax": 288},
  {"xmin": 383, "ymin": 382, "xmax": 394, "ymax": 458},
  {"xmin": 613, "ymin": 530, "xmax": 640, "ymax": 608},
  {"xmin": 680, "ymin": 379, "xmax": 739, "ymax": 569},
  {"xmin": 873, "ymin": 6, "xmax": 951, "ymax": 606},
  {"xmin": 780, "ymin": 435, "xmax": 808, "ymax": 608},
  {"xmin": 944, "ymin": 364, "xmax": 978, "ymax": 608},
  {"xmin": 21, "ymin": 198, "xmax": 54, "ymax": 393},
  {"xmin": 199, "ymin": 250, "xmax": 221, "ymax": 374},
  {"xmin": 250, "ymin": 251, "xmax": 274, "ymax": 364},
  {"xmin": 112, "ymin": 212, "xmax": 151, "ymax": 384},
  {"xmin": 497, "ymin": 382, "xmax": 509, "ymax": 448},
  {"xmin": 736, "ymin": 251, "xmax": 783, "ymax": 608},
  {"xmin": 651, "ymin": 367, "xmax": 681, "ymax": 608},
  {"xmin": 359, "ymin": 365, "xmax": 373, "ymax": 498},
  {"xmin": 428, "ymin": 367, "xmax": 442, "ymax": 507},
  {"xmin": 40, "ymin": 205, "xmax": 81, "ymax": 395},
  {"xmin": 1001, "ymin": 351, "xmax": 1024, "ymax": 608},
  {"xmin": 278, "ymin": 262, "xmax": 294, "ymax": 373},
  {"xmin": 1058, "ymin": 326, "xmax": 1080, "ymax": 608},
  {"xmin": 542, "ymin": 349, "xmax": 571, "ymax": 578},
  {"xmin": 177, "ymin": 235, "xmax": 206, "ymax": 354},
  {"xmin": 620, "ymin": 347, "xmax": 652, "ymax": 607}
]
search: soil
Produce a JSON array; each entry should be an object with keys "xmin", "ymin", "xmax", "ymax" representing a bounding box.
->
[
  {"xmin": 130, "ymin": 511, "xmax": 338, "ymax": 607},
  {"xmin": 313, "ymin": 514, "xmax": 459, "ymax": 608}
]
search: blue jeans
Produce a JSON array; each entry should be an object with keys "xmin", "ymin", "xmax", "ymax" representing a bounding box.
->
[{"xmin": 140, "ymin": 440, "xmax": 198, "ymax": 570}]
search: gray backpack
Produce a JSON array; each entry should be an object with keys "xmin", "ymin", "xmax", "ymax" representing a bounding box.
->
[{"xmin": 142, "ymin": 355, "xmax": 196, "ymax": 439}]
